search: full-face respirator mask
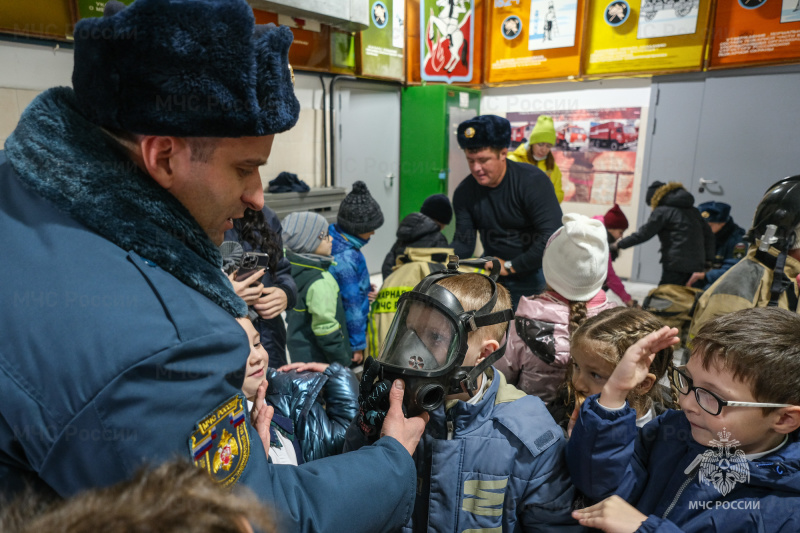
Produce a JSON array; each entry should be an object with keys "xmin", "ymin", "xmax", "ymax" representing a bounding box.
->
[{"xmin": 362, "ymin": 256, "xmax": 514, "ymax": 419}]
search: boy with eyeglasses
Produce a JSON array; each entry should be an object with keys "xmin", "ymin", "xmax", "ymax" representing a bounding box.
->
[{"xmin": 566, "ymin": 307, "xmax": 800, "ymax": 532}]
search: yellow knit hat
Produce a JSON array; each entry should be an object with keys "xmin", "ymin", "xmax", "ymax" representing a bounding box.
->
[{"xmin": 528, "ymin": 115, "xmax": 556, "ymax": 146}]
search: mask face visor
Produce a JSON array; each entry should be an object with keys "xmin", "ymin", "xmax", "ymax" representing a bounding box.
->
[{"xmin": 377, "ymin": 297, "xmax": 460, "ymax": 375}]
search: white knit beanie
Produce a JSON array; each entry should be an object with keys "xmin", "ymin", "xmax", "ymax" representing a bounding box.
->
[{"xmin": 542, "ymin": 213, "xmax": 609, "ymax": 301}]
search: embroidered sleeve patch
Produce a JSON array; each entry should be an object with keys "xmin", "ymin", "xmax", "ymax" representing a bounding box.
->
[{"xmin": 189, "ymin": 394, "xmax": 250, "ymax": 487}]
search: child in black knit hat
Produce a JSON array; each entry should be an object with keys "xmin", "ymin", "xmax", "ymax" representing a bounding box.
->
[
  {"xmin": 381, "ymin": 194, "xmax": 452, "ymax": 279},
  {"xmin": 329, "ymin": 181, "xmax": 385, "ymax": 365}
]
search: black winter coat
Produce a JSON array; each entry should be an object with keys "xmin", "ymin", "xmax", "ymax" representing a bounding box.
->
[
  {"xmin": 381, "ymin": 212, "xmax": 449, "ymax": 279},
  {"xmin": 617, "ymin": 182, "xmax": 714, "ymax": 273}
]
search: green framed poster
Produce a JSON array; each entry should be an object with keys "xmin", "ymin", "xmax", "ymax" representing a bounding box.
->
[
  {"xmin": 75, "ymin": 0, "xmax": 135, "ymax": 20},
  {"xmin": 359, "ymin": 0, "xmax": 404, "ymax": 80}
]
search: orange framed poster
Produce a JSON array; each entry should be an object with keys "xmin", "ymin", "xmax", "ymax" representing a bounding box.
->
[
  {"xmin": 405, "ymin": 0, "xmax": 484, "ymax": 85},
  {"xmin": 583, "ymin": 0, "xmax": 711, "ymax": 76},
  {"xmin": 709, "ymin": 0, "xmax": 800, "ymax": 69},
  {"xmin": 486, "ymin": 0, "xmax": 586, "ymax": 83}
]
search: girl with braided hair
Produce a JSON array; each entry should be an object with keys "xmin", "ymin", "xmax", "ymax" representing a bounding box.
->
[
  {"xmin": 555, "ymin": 306, "xmax": 678, "ymax": 436},
  {"xmin": 495, "ymin": 214, "xmax": 616, "ymax": 406}
]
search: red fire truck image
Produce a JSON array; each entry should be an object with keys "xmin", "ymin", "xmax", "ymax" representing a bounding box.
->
[
  {"xmin": 556, "ymin": 123, "xmax": 588, "ymax": 151},
  {"xmin": 510, "ymin": 123, "xmax": 528, "ymax": 144},
  {"xmin": 589, "ymin": 121, "xmax": 638, "ymax": 151}
]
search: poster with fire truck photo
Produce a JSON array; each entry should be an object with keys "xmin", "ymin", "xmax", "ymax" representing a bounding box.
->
[{"xmin": 508, "ymin": 107, "xmax": 641, "ymax": 205}]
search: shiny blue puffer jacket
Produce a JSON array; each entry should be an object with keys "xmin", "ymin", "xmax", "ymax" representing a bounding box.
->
[{"xmin": 267, "ymin": 363, "xmax": 358, "ymax": 463}]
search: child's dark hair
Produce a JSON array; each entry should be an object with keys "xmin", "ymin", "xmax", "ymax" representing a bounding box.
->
[
  {"xmin": 571, "ymin": 306, "xmax": 677, "ymax": 413},
  {"xmin": 233, "ymin": 208, "xmax": 282, "ymax": 280},
  {"xmin": 692, "ymin": 307, "xmax": 800, "ymax": 413}
]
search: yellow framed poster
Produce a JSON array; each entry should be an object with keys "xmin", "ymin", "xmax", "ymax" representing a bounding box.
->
[
  {"xmin": 583, "ymin": 0, "xmax": 711, "ymax": 76},
  {"xmin": 486, "ymin": 0, "xmax": 587, "ymax": 83}
]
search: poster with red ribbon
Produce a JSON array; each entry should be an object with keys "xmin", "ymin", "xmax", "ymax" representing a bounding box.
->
[{"xmin": 420, "ymin": 0, "xmax": 475, "ymax": 83}]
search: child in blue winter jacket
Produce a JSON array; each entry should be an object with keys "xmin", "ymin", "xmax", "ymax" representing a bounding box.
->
[
  {"xmin": 568, "ymin": 306, "xmax": 800, "ymax": 533},
  {"xmin": 346, "ymin": 269, "xmax": 581, "ymax": 532},
  {"xmin": 329, "ymin": 181, "xmax": 384, "ymax": 365}
]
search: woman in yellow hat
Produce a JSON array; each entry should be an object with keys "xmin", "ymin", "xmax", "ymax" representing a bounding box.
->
[{"xmin": 508, "ymin": 115, "xmax": 564, "ymax": 202}]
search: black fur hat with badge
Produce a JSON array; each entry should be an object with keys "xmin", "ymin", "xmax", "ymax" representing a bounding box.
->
[
  {"xmin": 456, "ymin": 115, "xmax": 511, "ymax": 150},
  {"xmin": 72, "ymin": 0, "xmax": 300, "ymax": 137}
]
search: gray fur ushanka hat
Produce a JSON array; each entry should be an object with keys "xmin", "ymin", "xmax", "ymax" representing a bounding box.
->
[{"xmin": 72, "ymin": 0, "xmax": 300, "ymax": 137}]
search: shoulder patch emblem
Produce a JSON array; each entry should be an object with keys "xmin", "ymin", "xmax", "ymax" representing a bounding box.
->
[{"xmin": 189, "ymin": 394, "xmax": 250, "ymax": 487}]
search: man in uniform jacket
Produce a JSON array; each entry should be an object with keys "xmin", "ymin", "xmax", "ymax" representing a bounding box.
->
[{"xmin": 0, "ymin": 1, "xmax": 426, "ymax": 531}]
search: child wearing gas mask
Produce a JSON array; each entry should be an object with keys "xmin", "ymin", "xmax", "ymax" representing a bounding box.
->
[
  {"xmin": 238, "ymin": 317, "xmax": 360, "ymax": 465},
  {"xmin": 568, "ymin": 307, "xmax": 800, "ymax": 533},
  {"xmin": 346, "ymin": 266, "xmax": 580, "ymax": 532},
  {"xmin": 495, "ymin": 213, "xmax": 616, "ymax": 407},
  {"xmin": 553, "ymin": 306, "xmax": 677, "ymax": 436}
]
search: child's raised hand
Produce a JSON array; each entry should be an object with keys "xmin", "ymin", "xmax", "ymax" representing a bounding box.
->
[
  {"xmin": 251, "ymin": 381, "xmax": 274, "ymax": 456},
  {"xmin": 572, "ymin": 495, "xmax": 648, "ymax": 533},
  {"xmin": 277, "ymin": 361, "xmax": 329, "ymax": 374},
  {"xmin": 600, "ymin": 325, "xmax": 679, "ymax": 408}
]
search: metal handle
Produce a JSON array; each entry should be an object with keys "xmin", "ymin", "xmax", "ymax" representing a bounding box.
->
[
  {"xmin": 385, "ymin": 173, "xmax": 394, "ymax": 187},
  {"xmin": 699, "ymin": 178, "xmax": 717, "ymax": 185}
]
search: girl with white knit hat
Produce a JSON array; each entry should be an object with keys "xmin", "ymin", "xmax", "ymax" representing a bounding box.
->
[{"xmin": 494, "ymin": 213, "xmax": 616, "ymax": 406}]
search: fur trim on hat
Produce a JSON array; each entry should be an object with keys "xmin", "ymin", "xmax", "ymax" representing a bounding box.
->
[
  {"xmin": 457, "ymin": 115, "xmax": 511, "ymax": 150},
  {"xmin": 6, "ymin": 88, "xmax": 247, "ymax": 317},
  {"xmin": 72, "ymin": 0, "xmax": 299, "ymax": 137},
  {"xmin": 650, "ymin": 182, "xmax": 685, "ymax": 208}
]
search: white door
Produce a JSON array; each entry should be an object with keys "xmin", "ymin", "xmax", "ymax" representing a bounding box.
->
[
  {"xmin": 334, "ymin": 80, "xmax": 401, "ymax": 275},
  {"xmin": 633, "ymin": 71, "xmax": 800, "ymax": 283}
]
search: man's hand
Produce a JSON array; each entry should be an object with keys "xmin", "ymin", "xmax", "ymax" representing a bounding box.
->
[
  {"xmin": 253, "ymin": 287, "xmax": 288, "ymax": 320},
  {"xmin": 572, "ymin": 495, "xmax": 648, "ymax": 533},
  {"xmin": 380, "ymin": 380, "xmax": 429, "ymax": 456},
  {"xmin": 228, "ymin": 270, "xmax": 265, "ymax": 305},
  {"xmin": 600, "ymin": 326, "xmax": 679, "ymax": 408},
  {"xmin": 367, "ymin": 283, "xmax": 379, "ymax": 303},
  {"xmin": 251, "ymin": 381, "xmax": 274, "ymax": 456},
  {"xmin": 278, "ymin": 361, "xmax": 329, "ymax": 374},
  {"xmin": 686, "ymin": 271, "xmax": 705, "ymax": 287},
  {"xmin": 352, "ymin": 350, "xmax": 364, "ymax": 364},
  {"xmin": 485, "ymin": 259, "xmax": 512, "ymax": 276}
]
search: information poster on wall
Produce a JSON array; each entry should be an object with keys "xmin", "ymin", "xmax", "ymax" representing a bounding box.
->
[
  {"xmin": 507, "ymin": 107, "xmax": 641, "ymax": 204},
  {"xmin": 709, "ymin": 0, "xmax": 800, "ymax": 69},
  {"xmin": 583, "ymin": 0, "xmax": 711, "ymax": 76},
  {"xmin": 359, "ymin": 0, "xmax": 404, "ymax": 80},
  {"xmin": 486, "ymin": 0, "xmax": 585, "ymax": 83},
  {"xmin": 420, "ymin": 0, "xmax": 475, "ymax": 83},
  {"xmin": 75, "ymin": 0, "xmax": 133, "ymax": 20}
]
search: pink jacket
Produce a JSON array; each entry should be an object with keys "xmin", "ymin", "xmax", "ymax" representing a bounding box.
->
[
  {"xmin": 495, "ymin": 290, "xmax": 616, "ymax": 405},
  {"xmin": 593, "ymin": 215, "xmax": 632, "ymax": 303}
]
